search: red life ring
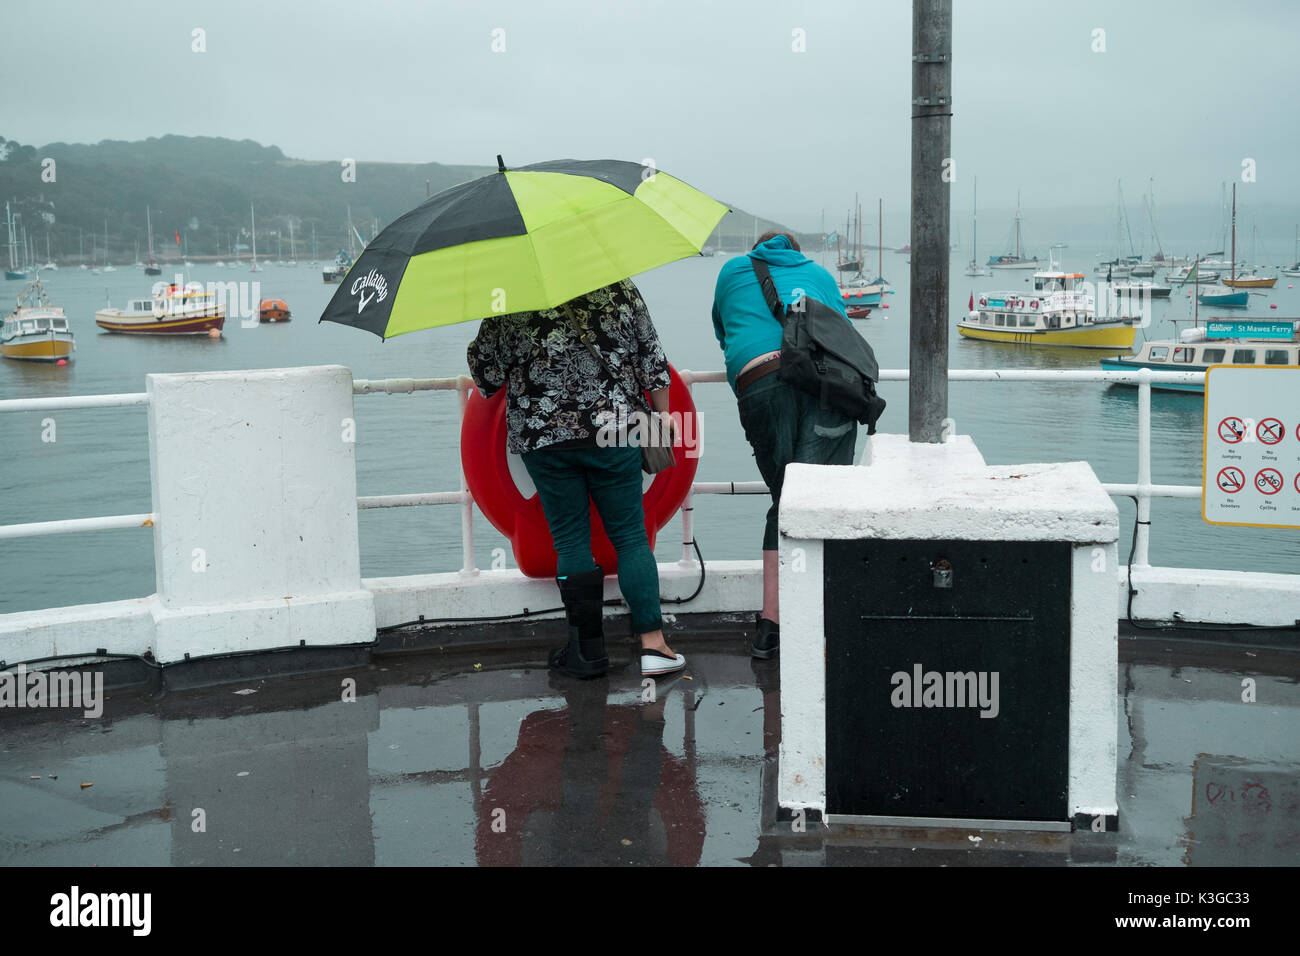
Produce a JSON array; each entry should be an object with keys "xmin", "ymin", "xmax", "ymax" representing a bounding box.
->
[
  {"xmin": 460, "ymin": 365, "xmax": 700, "ymax": 577},
  {"xmin": 1030, "ymin": 300, "xmax": 1038, "ymax": 309},
  {"xmin": 979, "ymin": 297, "xmax": 987, "ymax": 306}
]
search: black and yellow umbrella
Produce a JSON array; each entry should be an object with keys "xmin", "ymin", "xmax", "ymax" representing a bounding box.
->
[{"xmin": 319, "ymin": 157, "xmax": 728, "ymax": 338}]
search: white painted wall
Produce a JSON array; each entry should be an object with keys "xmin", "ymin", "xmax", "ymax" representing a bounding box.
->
[{"xmin": 0, "ymin": 369, "xmax": 1294, "ymax": 672}]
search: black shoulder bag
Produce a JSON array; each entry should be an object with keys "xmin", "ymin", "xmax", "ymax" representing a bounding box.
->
[{"xmin": 749, "ymin": 257, "xmax": 887, "ymax": 434}]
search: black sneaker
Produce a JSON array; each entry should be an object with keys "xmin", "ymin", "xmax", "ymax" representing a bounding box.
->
[{"xmin": 751, "ymin": 613, "xmax": 779, "ymax": 660}]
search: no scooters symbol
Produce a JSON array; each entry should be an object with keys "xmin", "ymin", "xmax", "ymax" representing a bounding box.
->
[{"xmin": 1216, "ymin": 467, "xmax": 1245, "ymax": 494}]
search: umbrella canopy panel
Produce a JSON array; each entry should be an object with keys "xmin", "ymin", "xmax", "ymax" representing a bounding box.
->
[{"xmin": 321, "ymin": 159, "xmax": 728, "ymax": 338}]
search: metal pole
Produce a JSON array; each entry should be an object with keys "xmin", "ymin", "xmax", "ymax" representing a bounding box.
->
[
  {"xmin": 457, "ymin": 377, "xmax": 478, "ymax": 575},
  {"xmin": 909, "ymin": 0, "xmax": 952, "ymax": 442},
  {"xmin": 1135, "ymin": 370, "xmax": 1152, "ymax": 567}
]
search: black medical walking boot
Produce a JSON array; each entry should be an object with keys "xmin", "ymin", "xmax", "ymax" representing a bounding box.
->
[
  {"xmin": 550, "ymin": 566, "xmax": 609, "ymax": 679},
  {"xmin": 751, "ymin": 611, "xmax": 779, "ymax": 660}
]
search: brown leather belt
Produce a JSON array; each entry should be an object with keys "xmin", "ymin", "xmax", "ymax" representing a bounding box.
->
[{"xmin": 737, "ymin": 355, "xmax": 781, "ymax": 394}]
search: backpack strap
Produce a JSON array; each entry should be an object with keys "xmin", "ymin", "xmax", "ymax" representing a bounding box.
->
[{"xmin": 748, "ymin": 257, "xmax": 788, "ymax": 322}]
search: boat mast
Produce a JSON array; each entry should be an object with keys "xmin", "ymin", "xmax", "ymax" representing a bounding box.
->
[
  {"xmin": 856, "ymin": 195, "xmax": 862, "ymax": 277},
  {"xmin": 878, "ymin": 197, "xmax": 883, "ymax": 280},
  {"xmin": 1119, "ymin": 180, "xmax": 1136, "ymax": 257},
  {"xmin": 1147, "ymin": 178, "xmax": 1165, "ymax": 260},
  {"xmin": 251, "ymin": 203, "xmax": 258, "ymax": 266},
  {"xmin": 1008, "ymin": 191, "xmax": 1019, "ymax": 260},
  {"xmin": 1230, "ymin": 183, "xmax": 1236, "ymax": 283},
  {"xmin": 1194, "ymin": 252, "xmax": 1200, "ymax": 325}
]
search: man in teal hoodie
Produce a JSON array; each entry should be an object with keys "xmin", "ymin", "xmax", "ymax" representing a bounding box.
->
[{"xmin": 711, "ymin": 232, "xmax": 858, "ymax": 660}]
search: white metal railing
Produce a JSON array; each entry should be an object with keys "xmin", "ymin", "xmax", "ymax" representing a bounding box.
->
[{"xmin": 0, "ymin": 368, "xmax": 1205, "ymax": 571}]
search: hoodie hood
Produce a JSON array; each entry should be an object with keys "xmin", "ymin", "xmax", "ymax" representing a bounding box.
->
[{"xmin": 748, "ymin": 234, "xmax": 808, "ymax": 268}]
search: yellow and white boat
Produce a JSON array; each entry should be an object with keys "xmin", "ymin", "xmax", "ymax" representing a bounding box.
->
[
  {"xmin": 2, "ymin": 280, "xmax": 74, "ymax": 362},
  {"xmin": 959, "ymin": 270, "xmax": 1138, "ymax": 349}
]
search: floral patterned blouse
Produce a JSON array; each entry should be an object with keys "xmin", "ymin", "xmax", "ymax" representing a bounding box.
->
[{"xmin": 466, "ymin": 279, "xmax": 672, "ymax": 455}]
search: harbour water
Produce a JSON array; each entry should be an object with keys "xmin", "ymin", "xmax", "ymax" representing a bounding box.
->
[{"xmin": 2, "ymin": 244, "xmax": 1298, "ymax": 615}]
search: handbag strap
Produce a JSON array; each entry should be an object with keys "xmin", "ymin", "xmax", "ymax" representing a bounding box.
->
[
  {"xmin": 748, "ymin": 257, "xmax": 789, "ymax": 322},
  {"xmin": 579, "ymin": 329, "xmax": 649, "ymax": 413}
]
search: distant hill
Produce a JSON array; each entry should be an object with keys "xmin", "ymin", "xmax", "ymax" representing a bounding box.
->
[{"xmin": 0, "ymin": 134, "xmax": 801, "ymax": 264}]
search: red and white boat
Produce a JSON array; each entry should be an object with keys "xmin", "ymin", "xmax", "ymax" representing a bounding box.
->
[{"xmin": 95, "ymin": 284, "xmax": 225, "ymax": 334}]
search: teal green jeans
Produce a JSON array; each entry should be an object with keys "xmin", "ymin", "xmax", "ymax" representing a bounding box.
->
[
  {"xmin": 521, "ymin": 443, "xmax": 663, "ymax": 634},
  {"xmin": 737, "ymin": 374, "xmax": 858, "ymax": 551}
]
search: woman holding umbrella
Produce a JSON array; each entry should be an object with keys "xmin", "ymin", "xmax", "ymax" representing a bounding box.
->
[
  {"xmin": 467, "ymin": 278, "xmax": 686, "ymax": 680},
  {"xmin": 319, "ymin": 157, "xmax": 726, "ymax": 678}
]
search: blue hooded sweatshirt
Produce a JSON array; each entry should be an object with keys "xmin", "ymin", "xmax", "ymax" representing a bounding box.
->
[{"xmin": 711, "ymin": 235, "xmax": 850, "ymax": 391}]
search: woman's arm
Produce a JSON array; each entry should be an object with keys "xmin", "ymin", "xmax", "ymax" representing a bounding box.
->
[
  {"xmin": 621, "ymin": 280, "xmax": 672, "ymax": 395},
  {"xmin": 466, "ymin": 317, "xmax": 509, "ymax": 397}
]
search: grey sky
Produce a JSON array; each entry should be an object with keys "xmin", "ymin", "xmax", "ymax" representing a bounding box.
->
[{"xmin": 5, "ymin": 0, "xmax": 1299, "ymax": 241}]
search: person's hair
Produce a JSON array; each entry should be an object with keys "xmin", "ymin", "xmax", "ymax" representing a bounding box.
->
[{"xmin": 753, "ymin": 231, "xmax": 800, "ymax": 252}]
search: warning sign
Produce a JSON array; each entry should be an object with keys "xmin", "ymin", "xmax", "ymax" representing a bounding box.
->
[
  {"xmin": 1218, "ymin": 417, "xmax": 1245, "ymax": 443},
  {"xmin": 1216, "ymin": 467, "xmax": 1245, "ymax": 494},
  {"xmin": 1255, "ymin": 468, "xmax": 1283, "ymax": 495},
  {"xmin": 1256, "ymin": 418, "xmax": 1285, "ymax": 445},
  {"xmin": 1203, "ymin": 365, "xmax": 1300, "ymax": 529}
]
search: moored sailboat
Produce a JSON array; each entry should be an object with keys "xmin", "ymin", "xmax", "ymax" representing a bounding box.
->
[
  {"xmin": 986, "ymin": 192, "xmax": 1038, "ymax": 270},
  {"xmin": 964, "ymin": 178, "xmax": 989, "ymax": 277},
  {"xmin": 144, "ymin": 206, "xmax": 162, "ymax": 276}
]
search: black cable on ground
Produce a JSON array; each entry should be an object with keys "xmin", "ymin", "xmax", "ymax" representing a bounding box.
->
[
  {"xmin": 376, "ymin": 537, "xmax": 707, "ymax": 633},
  {"xmin": 0, "ymin": 651, "xmax": 165, "ymax": 671}
]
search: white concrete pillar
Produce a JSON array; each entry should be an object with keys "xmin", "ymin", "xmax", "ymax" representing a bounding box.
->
[{"xmin": 146, "ymin": 366, "xmax": 374, "ymax": 661}]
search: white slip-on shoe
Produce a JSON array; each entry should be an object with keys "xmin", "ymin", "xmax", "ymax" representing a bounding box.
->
[{"xmin": 640, "ymin": 648, "xmax": 686, "ymax": 677}]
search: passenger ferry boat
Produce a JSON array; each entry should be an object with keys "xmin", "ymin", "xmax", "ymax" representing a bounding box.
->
[
  {"xmin": 94, "ymin": 284, "xmax": 226, "ymax": 334},
  {"xmin": 1098, "ymin": 319, "xmax": 1299, "ymax": 392},
  {"xmin": 2, "ymin": 280, "xmax": 74, "ymax": 362},
  {"xmin": 959, "ymin": 270, "xmax": 1138, "ymax": 349}
]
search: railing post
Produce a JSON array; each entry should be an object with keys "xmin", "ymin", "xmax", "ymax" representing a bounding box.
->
[
  {"xmin": 1135, "ymin": 369, "xmax": 1153, "ymax": 567},
  {"xmin": 457, "ymin": 377, "xmax": 477, "ymax": 576},
  {"xmin": 680, "ymin": 377, "xmax": 697, "ymax": 566}
]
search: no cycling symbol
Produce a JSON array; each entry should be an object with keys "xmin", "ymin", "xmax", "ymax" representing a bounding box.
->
[
  {"xmin": 1218, "ymin": 417, "xmax": 1245, "ymax": 443},
  {"xmin": 1255, "ymin": 469, "xmax": 1283, "ymax": 495},
  {"xmin": 1216, "ymin": 467, "xmax": 1245, "ymax": 494}
]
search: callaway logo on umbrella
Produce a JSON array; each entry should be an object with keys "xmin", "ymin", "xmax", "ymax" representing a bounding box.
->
[{"xmin": 319, "ymin": 156, "xmax": 729, "ymax": 338}]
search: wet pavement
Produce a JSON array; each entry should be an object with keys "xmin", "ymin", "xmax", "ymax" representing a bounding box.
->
[{"xmin": 0, "ymin": 622, "xmax": 1297, "ymax": 866}]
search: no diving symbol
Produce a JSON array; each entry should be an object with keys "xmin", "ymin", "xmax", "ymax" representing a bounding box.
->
[
  {"xmin": 1255, "ymin": 469, "xmax": 1283, "ymax": 495},
  {"xmin": 1218, "ymin": 417, "xmax": 1245, "ymax": 443},
  {"xmin": 1216, "ymin": 467, "xmax": 1245, "ymax": 494},
  {"xmin": 1256, "ymin": 418, "xmax": 1284, "ymax": 445}
]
